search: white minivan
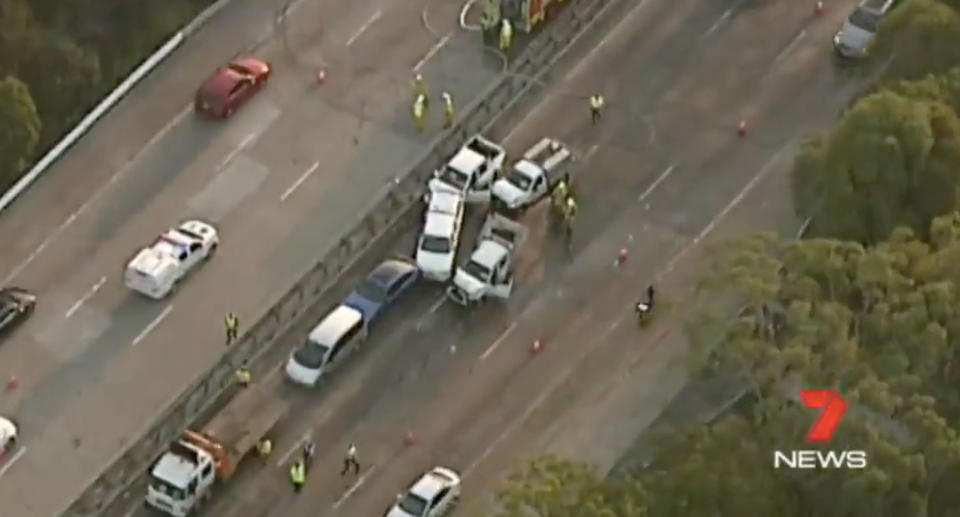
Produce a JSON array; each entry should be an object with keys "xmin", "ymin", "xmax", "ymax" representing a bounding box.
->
[
  {"xmin": 285, "ymin": 305, "xmax": 367, "ymax": 386},
  {"xmin": 416, "ymin": 189, "xmax": 465, "ymax": 282}
]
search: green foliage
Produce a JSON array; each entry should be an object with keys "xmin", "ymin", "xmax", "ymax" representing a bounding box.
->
[
  {"xmin": 870, "ymin": 0, "xmax": 960, "ymax": 80},
  {"xmin": 791, "ymin": 90, "xmax": 960, "ymax": 243},
  {"xmin": 0, "ymin": 0, "xmax": 212, "ymax": 175},
  {"xmin": 494, "ymin": 215, "xmax": 960, "ymax": 516},
  {"xmin": 0, "ymin": 75, "xmax": 40, "ymax": 186}
]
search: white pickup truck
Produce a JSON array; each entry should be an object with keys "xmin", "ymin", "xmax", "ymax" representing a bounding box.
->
[
  {"xmin": 125, "ymin": 220, "xmax": 219, "ymax": 299},
  {"xmin": 427, "ymin": 134, "xmax": 506, "ymax": 203},
  {"xmin": 446, "ymin": 213, "xmax": 526, "ymax": 306},
  {"xmin": 492, "ymin": 137, "xmax": 574, "ymax": 212}
]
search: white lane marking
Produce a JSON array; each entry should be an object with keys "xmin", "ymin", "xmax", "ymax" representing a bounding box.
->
[
  {"xmin": 583, "ymin": 144, "xmax": 599, "ymax": 161},
  {"xmin": 64, "ymin": 276, "xmax": 107, "ymax": 318},
  {"xmin": 347, "ymin": 9, "xmax": 382, "ymax": 46},
  {"xmin": 702, "ymin": 8, "xmax": 733, "ymax": 39},
  {"xmin": 479, "ymin": 322, "xmax": 518, "ymax": 361},
  {"xmin": 464, "ymin": 142, "xmax": 791, "ymax": 479},
  {"xmin": 0, "ymin": 446, "xmax": 27, "ymax": 477},
  {"xmin": 502, "ymin": 0, "xmax": 654, "ymax": 143},
  {"xmin": 332, "ymin": 464, "xmax": 379, "ymax": 508},
  {"xmin": 276, "ymin": 409, "xmax": 333, "ymax": 467},
  {"xmin": 2, "ymin": 104, "xmax": 193, "ymax": 285},
  {"xmin": 216, "ymin": 132, "xmax": 258, "ymax": 172},
  {"xmin": 427, "ymin": 295, "xmax": 446, "ymax": 314},
  {"xmin": 131, "ymin": 304, "xmax": 173, "ymax": 346},
  {"xmin": 773, "ymin": 29, "xmax": 806, "ymax": 65},
  {"xmin": 638, "ymin": 163, "xmax": 675, "ymax": 202},
  {"xmin": 280, "ymin": 161, "xmax": 320, "ymax": 201},
  {"xmin": 413, "ymin": 33, "xmax": 451, "ymax": 72}
]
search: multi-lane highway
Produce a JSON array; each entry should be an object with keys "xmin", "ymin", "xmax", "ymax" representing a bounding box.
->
[
  {"xmin": 101, "ymin": 0, "xmax": 865, "ymax": 515},
  {"xmin": 0, "ymin": 0, "xmax": 504, "ymax": 514}
]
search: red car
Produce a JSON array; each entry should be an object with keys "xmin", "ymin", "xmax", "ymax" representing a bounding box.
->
[{"xmin": 195, "ymin": 58, "xmax": 271, "ymax": 118}]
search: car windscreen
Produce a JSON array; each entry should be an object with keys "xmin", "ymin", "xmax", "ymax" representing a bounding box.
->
[
  {"xmin": 463, "ymin": 260, "xmax": 491, "ymax": 282},
  {"xmin": 398, "ymin": 493, "xmax": 428, "ymax": 516},
  {"xmin": 354, "ymin": 280, "xmax": 388, "ymax": 303},
  {"xmin": 197, "ymin": 86, "xmax": 225, "ymax": 108},
  {"xmin": 227, "ymin": 63, "xmax": 252, "ymax": 75},
  {"xmin": 848, "ymin": 7, "xmax": 880, "ymax": 32},
  {"xmin": 421, "ymin": 235, "xmax": 452, "ymax": 253},
  {"xmin": 149, "ymin": 475, "xmax": 186, "ymax": 501},
  {"xmin": 176, "ymin": 228, "xmax": 204, "ymax": 241},
  {"xmin": 293, "ymin": 341, "xmax": 330, "ymax": 368},
  {"xmin": 506, "ymin": 168, "xmax": 533, "ymax": 190},
  {"xmin": 439, "ymin": 165, "xmax": 469, "ymax": 189}
]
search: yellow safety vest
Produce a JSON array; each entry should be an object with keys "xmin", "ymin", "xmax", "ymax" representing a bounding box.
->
[
  {"xmin": 258, "ymin": 439, "xmax": 272, "ymax": 456},
  {"xmin": 290, "ymin": 463, "xmax": 305, "ymax": 483}
]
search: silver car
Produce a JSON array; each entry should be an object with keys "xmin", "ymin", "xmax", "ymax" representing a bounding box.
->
[{"xmin": 834, "ymin": 0, "xmax": 897, "ymax": 58}]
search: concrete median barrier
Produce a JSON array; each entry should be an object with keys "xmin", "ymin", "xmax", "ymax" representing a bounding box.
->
[{"xmin": 60, "ymin": 0, "xmax": 621, "ymax": 514}]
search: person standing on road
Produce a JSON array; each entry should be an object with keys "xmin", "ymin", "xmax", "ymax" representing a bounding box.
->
[
  {"xmin": 499, "ymin": 19, "xmax": 513, "ymax": 52},
  {"xmin": 341, "ymin": 443, "xmax": 360, "ymax": 476},
  {"xmin": 413, "ymin": 74, "xmax": 428, "ymax": 108},
  {"xmin": 302, "ymin": 439, "xmax": 316, "ymax": 471},
  {"xmin": 589, "ymin": 95, "xmax": 605, "ymax": 124},
  {"xmin": 442, "ymin": 91, "xmax": 454, "ymax": 128},
  {"xmin": 290, "ymin": 460, "xmax": 306, "ymax": 493},
  {"xmin": 413, "ymin": 94, "xmax": 426, "ymax": 134},
  {"xmin": 563, "ymin": 195, "xmax": 578, "ymax": 245},
  {"xmin": 225, "ymin": 311, "xmax": 239, "ymax": 345}
]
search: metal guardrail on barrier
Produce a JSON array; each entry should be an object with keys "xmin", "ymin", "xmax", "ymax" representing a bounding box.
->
[{"xmin": 60, "ymin": 0, "xmax": 623, "ymax": 514}]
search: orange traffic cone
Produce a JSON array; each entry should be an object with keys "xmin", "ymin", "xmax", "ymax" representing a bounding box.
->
[
  {"xmin": 737, "ymin": 120, "xmax": 747, "ymax": 137},
  {"xmin": 404, "ymin": 430, "xmax": 416, "ymax": 446},
  {"xmin": 530, "ymin": 339, "xmax": 543, "ymax": 355},
  {"xmin": 6, "ymin": 375, "xmax": 18, "ymax": 391},
  {"xmin": 617, "ymin": 248, "xmax": 628, "ymax": 266},
  {"xmin": 316, "ymin": 67, "xmax": 327, "ymax": 84},
  {"xmin": 814, "ymin": 1, "xmax": 824, "ymax": 15}
]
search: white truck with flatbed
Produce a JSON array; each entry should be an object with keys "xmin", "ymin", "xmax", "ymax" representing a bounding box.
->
[
  {"xmin": 145, "ymin": 381, "xmax": 288, "ymax": 517},
  {"xmin": 492, "ymin": 137, "xmax": 574, "ymax": 213},
  {"xmin": 446, "ymin": 213, "xmax": 526, "ymax": 306},
  {"xmin": 125, "ymin": 220, "xmax": 219, "ymax": 299},
  {"xmin": 426, "ymin": 134, "xmax": 506, "ymax": 203}
]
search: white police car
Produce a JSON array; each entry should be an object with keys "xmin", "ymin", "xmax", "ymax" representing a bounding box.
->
[{"xmin": 385, "ymin": 466, "xmax": 460, "ymax": 517}]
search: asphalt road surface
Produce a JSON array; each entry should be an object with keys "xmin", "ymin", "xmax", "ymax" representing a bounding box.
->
[
  {"xmin": 0, "ymin": 0, "xmax": 503, "ymax": 514},
  {"xmin": 111, "ymin": 0, "xmax": 866, "ymax": 515}
]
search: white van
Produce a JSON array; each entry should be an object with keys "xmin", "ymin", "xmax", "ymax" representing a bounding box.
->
[
  {"xmin": 285, "ymin": 305, "xmax": 367, "ymax": 386},
  {"xmin": 416, "ymin": 190, "xmax": 465, "ymax": 282},
  {"xmin": 833, "ymin": 0, "xmax": 898, "ymax": 58}
]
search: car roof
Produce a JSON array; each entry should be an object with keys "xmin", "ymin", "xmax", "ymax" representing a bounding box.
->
[
  {"xmin": 428, "ymin": 190, "xmax": 463, "ymax": 214},
  {"xmin": 448, "ymin": 148, "xmax": 485, "ymax": 175},
  {"xmin": 473, "ymin": 240, "xmax": 507, "ymax": 267},
  {"xmin": 151, "ymin": 453, "xmax": 195, "ymax": 489},
  {"xmin": 308, "ymin": 305, "xmax": 363, "ymax": 345},
  {"xmin": 424, "ymin": 211, "xmax": 456, "ymax": 238},
  {"xmin": 369, "ymin": 260, "xmax": 415, "ymax": 287},
  {"xmin": 201, "ymin": 68, "xmax": 243, "ymax": 96},
  {"xmin": 409, "ymin": 471, "xmax": 448, "ymax": 500}
]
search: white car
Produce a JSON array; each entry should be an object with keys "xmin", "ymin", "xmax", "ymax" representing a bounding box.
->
[
  {"xmin": 416, "ymin": 190, "xmax": 465, "ymax": 282},
  {"xmin": 0, "ymin": 416, "xmax": 18, "ymax": 454},
  {"xmin": 386, "ymin": 466, "xmax": 461, "ymax": 517},
  {"xmin": 125, "ymin": 220, "xmax": 219, "ymax": 299}
]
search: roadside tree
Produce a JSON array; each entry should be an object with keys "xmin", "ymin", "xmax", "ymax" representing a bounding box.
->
[
  {"xmin": 870, "ymin": 0, "xmax": 960, "ymax": 80},
  {"xmin": 790, "ymin": 91, "xmax": 960, "ymax": 243},
  {"xmin": 0, "ymin": 75, "xmax": 41, "ymax": 187}
]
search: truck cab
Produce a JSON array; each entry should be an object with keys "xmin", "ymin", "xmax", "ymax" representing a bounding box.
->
[
  {"xmin": 492, "ymin": 137, "xmax": 573, "ymax": 212},
  {"xmin": 447, "ymin": 214, "xmax": 526, "ymax": 306},
  {"xmin": 146, "ymin": 440, "xmax": 216, "ymax": 517},
  {"xmin": 427, "ymin": 134, "xmax": 505, "ymax": 203}
]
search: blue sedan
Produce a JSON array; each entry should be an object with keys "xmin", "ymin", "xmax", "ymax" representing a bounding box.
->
[{"xmin": 344, "ymin": 259, "xmax": 420, "ymax": 324}]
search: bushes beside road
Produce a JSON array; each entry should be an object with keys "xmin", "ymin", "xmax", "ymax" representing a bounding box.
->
[{"xmin": 0, "ymin": 0, "xmax": 215, "ymax": 192}]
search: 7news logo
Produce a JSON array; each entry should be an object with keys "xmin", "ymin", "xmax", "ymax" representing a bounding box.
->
[{"xmin": 773, "ymin": 389, "xmax": 868, "ymax": 469}]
